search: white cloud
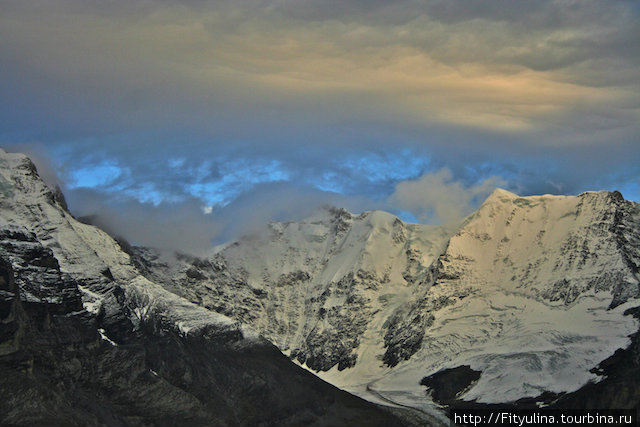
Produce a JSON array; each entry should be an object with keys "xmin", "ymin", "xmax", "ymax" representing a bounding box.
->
[{"xmin": 390, "ymin": 168, "xmax": 506, "ymax": 224}]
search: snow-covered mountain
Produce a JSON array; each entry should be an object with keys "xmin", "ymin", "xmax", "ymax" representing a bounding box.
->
[
  {"xmin": 0, "ymin": 148, "xmax": 417, "ymax": 426},
  {"xmin": 371, "ymin": 188, "xmax": 640, "ymax": 409},
  {"xmin": 138, "ymin": 184, "xmax": 640, "ymax": 415},
  {"xmin": 5, "ymin": 146, "xmax": 638, "ymax": 422},
  {"xmin": 136, "ymin": 206, "xmax": 452, "ymax": 373}
]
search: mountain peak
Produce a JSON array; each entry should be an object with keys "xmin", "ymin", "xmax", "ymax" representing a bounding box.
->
[
  {"xmin": 0, "ymin": 147, "xmax": 32, "ymax": 167},
  {"xmin": 578, "ymin": 189, "xmax": 625, "ymax": 204},
  {"xmin": 309, "ymin": 204, "xmax": 353, "ymax": 221},
  {"xmin": 483, "ymin": 188, "xmax": 519, "ymax": 204}
]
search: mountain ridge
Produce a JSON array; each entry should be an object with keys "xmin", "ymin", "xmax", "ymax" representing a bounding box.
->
[{"xmin": 133, "ymin": 183, "xmax": 640, "ymax": 413}]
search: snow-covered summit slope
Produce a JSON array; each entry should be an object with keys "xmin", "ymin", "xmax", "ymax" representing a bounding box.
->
[
  {"xmin": 443, "ymin": 188, "xmax": 639, "ymax": 307},
  {"xmin": 219, "ymin": 206, "xmax": 449, "ymax": 285},
  {"xmin": 371, "ymin": 188, "xmax": 640, "ymax": 406}
]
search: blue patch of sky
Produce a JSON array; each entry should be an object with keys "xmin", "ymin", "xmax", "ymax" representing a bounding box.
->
[
  {"xmin": 395, "ymin": 210, "xmax": 419, "ymax": 224},
  {"xmin": 68, "ymin": 163, "xmax": 123, "ymax": 189},
  {"xmin": 312, "ymin": 171, "xmax": 344, "ymax": 194},
  {"xmin": 463, "ymin": 162, "xmax": 514, "ymax": 185},
  {"xmin": 60, "ymin": 148, "xmax": 440, "ymax": 212},
  {"xmin": 186, "ymin": 158, "xmax": 290, "ymax": 207},
  {"xmin": 305, "ymin": 149, "xmax": 430, "ymax": 196},
  {"xmin": 615, "ymin": 181, "xmax": 639, "ymax": 202},
  {"xmin": 340, "ymin": 150, "xmax": 429, "ymax": 184},
  {"xmin": 124, "ymin": 183, "xmax": 165, "ymax": 206},
  {"xmin": 63, "ymin": 147, "xmax": 637, "ymax": 218},
  {"xmin": 62, "ymin": 153, "xmax": 292, "ymax": 207},
  {"xmin": 67, "ymin": 160, "xmax": 167, "ymax": 206},
  {"xmin": 187, "ymin": 182, "xmax": 227, "ymax": 206},
  {"xmin": 167, "ymin": 157, "xmax": 187, "ymax": 169}
]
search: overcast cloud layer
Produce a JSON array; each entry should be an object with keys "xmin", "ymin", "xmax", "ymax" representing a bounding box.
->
[{"xmin": 1, "ymin": 0, "xmax": 639, "ymax": 252}]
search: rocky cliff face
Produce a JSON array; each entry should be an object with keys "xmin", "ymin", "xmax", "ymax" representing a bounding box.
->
[{"xmin": 0, "ymin": 149, "xmax": 414, "ymax": 426}]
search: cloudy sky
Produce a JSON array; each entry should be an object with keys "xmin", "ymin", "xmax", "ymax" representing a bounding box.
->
[{"xmin": 2, "ymin": 0, "xmax": 639, "ymax": 252}]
